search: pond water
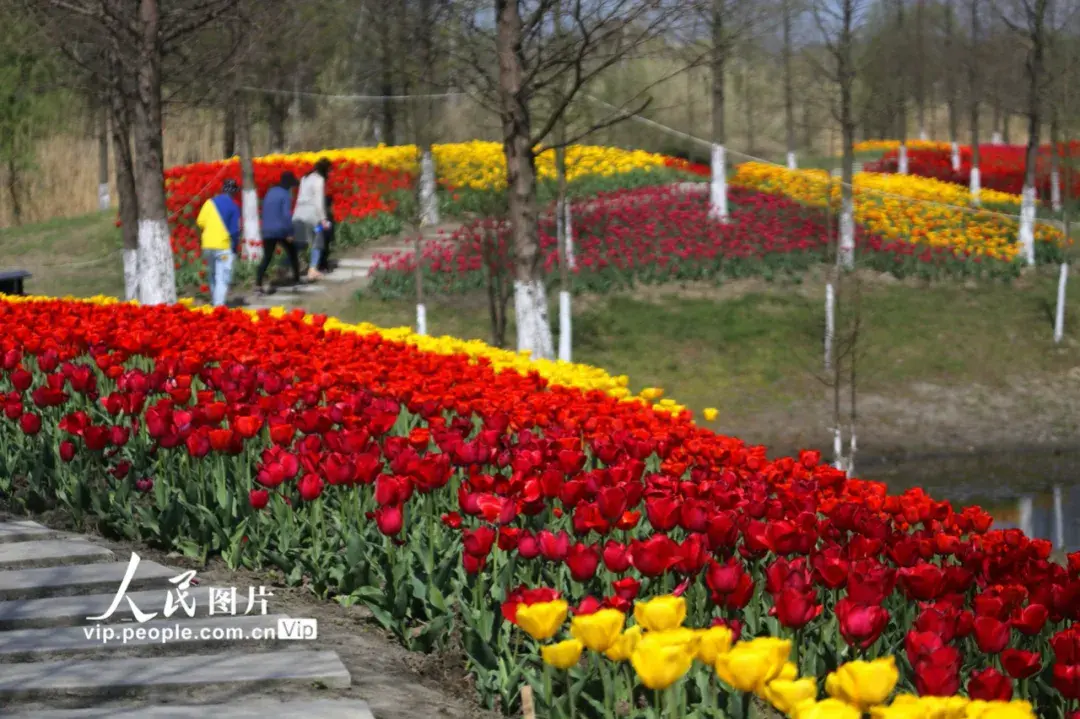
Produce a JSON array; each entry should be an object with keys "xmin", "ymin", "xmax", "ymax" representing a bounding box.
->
[{"xmin": 858, "ymin": 448, "xmax": 1080, "ymax": 552}]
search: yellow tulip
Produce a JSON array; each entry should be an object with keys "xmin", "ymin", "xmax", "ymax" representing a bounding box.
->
[
  {"xmin": 763, "ymin": 678, "xmax": 818, "ymax": 716},
  {"xmin": 793, "ymin": 698, "xmax": 863, "ymax": 719},
  {"xmin": 515, "ymin": 600, "xmax": 569, "ymax": 641},
  {"xmin": 630, "ymin": 631, "xmax": 696, "ymax": 690},
  {"xmin": 633, "ymin": 595, "xmax": 686, "ymax": 632},
  {"xmin": 964, "ymin": 700, "xmax": 1037, "ymax": 719},
  {"xmin": 541, "ymin": 638, "xmax": 584, "ymax": 670},
  {"xmin": 695, "ymin": 625, "xmax": 734, "ymax": 664},
  {"xmin": 604, "ymin": 625, "xmax": 642, "ymax": 662},
  {"xmin": 714, "ymin": 638, "xmax": 792, "ymax": 694},
  {"xmin": 825, "ymin": 657, "xmax": 899, "ymax": 710},
  {"xmin": 570, "ymin": 609, "xmax": 625, "ymax": 652},
  {"xmin": 703, "ymin": 407, "xmax": 719, "ymax": 422},
  {"xmin": 779, "ymin": 662, "xmax": 799, "ymax": 681}
]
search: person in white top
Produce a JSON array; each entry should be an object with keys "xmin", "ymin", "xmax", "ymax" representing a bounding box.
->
[{"xmin": 292, "ymin": 157, "xmax": 332, "ymax": 280}]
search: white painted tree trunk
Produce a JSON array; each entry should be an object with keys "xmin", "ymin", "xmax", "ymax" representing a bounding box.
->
[
  {"xmin": 564, "ymin": 202, "xmax": 575, "ymax": 270},
  {"xmin": 786, "ymin": 151, "xmax": 797, "ymax": 170},
  {"xmin": 847, "ymin": 430, "xmax": 857, "ymax": 476},
  {"xmin": 709, "ymin": 143, "xmax": 728, "ymax": 221},
  {"xmin": 1018, "ymin": 185, "xmax": 1037, "ymax": 265},
  {"xmin": 918, "ymin": 127, "xmax": 928, "ymax": 141},
  {"xmin": 123, "ymin": 249, "xmax": 138, "ymax": 302},
  {"xmin": 992, "ymin": 131, "xmax": 1003, "ymax": 145},
  {"xmin": 838, "ymin": 197, "xmax": 856, "ymax": 269},
  {"xmin": 1018, "ymin": 496, "xmax": 1034, "ymax": 537},
  {"xmin": 241, "ymin": 188, "xmax": 261, "ymax": 261},
  {"xmin": 1055, "ymin": 262, "xmax": 1068, "ymax": 344},
  {"xmin": 1051, "ymin": 168, "xmax": 1062, "ymax": 213},
  {"xmin": 898, "ymin": 145, "xmax": 909, "ymax": 175},
  {"xmin": 824, "ymin": 282, "xmax": 835, "ymax": 372},
  {"xmin": 970, "ymin": 166, "xmax": 981, "ymax": 206},
  {"xmin": 1054, "ymin": 485, "xmax": 1065, "ymax": 549},
  {"xmin": 514, "ymin": 279, "xmax": 555, "ymax": 360},
  {"xmin": 419, "ymin": 148, "xmax": 440, "ymax": 227},
  {"xmin": 950, "ymin": 142, "xmax": 961, "ymax": 172},
  {"xmin": 136, "ymin": 219, "xmax": 177, "ymax": 305},
  {"xmin": 832, "ymin": 427, "xmax": 844, "ymax": 471},
  {"xmin": 558, "ymin": 290, "xmax": 572, "ymax": 362},
  {"xmin": 416, "ymin": 303, "xmax": 427, "ymax": 335},
  {"xmin": 98, "ymin": 183, "xmax": 111, "ymax": 212}
]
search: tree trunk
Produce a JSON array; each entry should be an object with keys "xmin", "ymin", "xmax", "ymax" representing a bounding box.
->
[
  {"xmin": 416, "ymin": 0, "xmax": 439, "ymax": 228},
  {"xmin": 742, "ymin": 62, "xmax": 754, "ymax": 154},
  {"xmin": 107, "ymin": 50, "xmax": 139, "ymax": 301},
  {"xmin": 992, "ymin": 97, "xmax": 1002, "ymax": 144},
  {"xmin": 944, "ymin": 0, "xmax": 960, "ymax": 170},
  {"xmin": 895, "ymin": 0, "xmax": 908, "ymax": 173},
  {"xmin": 783, "ymin": 0, "xmax": 797, "ymax": 169},
  {"xmin": 914, "ymin": 0, "xmax": 927, "ymax": 140},
  {"xmin": 496, "ymin": 0, "xmax": 553, "ymax": 360},
  {"xmin": 97, "ymin": 106, "xmax": 111, "ymax": 211},
  {"xmin": 838, "ymin": 0, "xmax": 856, "ymax": 269},
  {"xmin": 709, "ymin": 0, "xmax": 728, "ymax": 221},
  {"xmin": 803, "ymin": 98, "xmax": 813, "ymax": 155},
  {"xmin": 266, "ymin": 97, "xmax": 287, "ymax": 153},
  {"xmin": 1018, "ymin": 0, "xmax": 1048, "ymax": 266},
  {"xmin": 133, "ymin": 0, "xmax": 176, "ymax": 305},
  {"xmin": 223, "ymin": 102, "xmax": 236, "ymax": 159},
  {"xmin": 1051, "ymin": 107, "xmax": 1062, "ymax": 212},
  {"xmin": 969, "ymin": 0, "xmax": 981, "ymax": 204},
  {"xmin": 7, "ymin": 155, "xmax": 21, "ymax": 226},
  {"xmin": 237, "ymin": 94, "xmax": 260, "ymax": 261}
]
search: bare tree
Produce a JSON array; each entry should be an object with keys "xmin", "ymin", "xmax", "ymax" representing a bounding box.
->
[
  {"xmin": 944, "ymin": 0, "xmax": 961, "ymax": 170},
  {"xmin": 969, "ymin": 0, "xmax": 983, "ymax": 203},
  {"xmin": 1001, "ymin": 0, "xmax": 1050, "ymax": 266},
  {"xmin": 783, "ymin": 0, "xmax": 799, "ymax": 168}
]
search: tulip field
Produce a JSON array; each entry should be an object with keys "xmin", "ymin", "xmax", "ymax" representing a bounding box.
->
[{"xmin": 0, "ymin": 291, "xmax": 1073, "ymax": 719}]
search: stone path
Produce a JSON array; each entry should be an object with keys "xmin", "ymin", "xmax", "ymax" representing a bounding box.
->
[
  {"xmin": 0, "ymin": 519, "xmax": 375, "ymax": 718},
  {"xmin": 242, "ymin": 223, "xmax": 463, "ymax": 313}
]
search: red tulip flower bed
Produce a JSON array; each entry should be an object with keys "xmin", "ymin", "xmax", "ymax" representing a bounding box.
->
[
  {"xmin": 0, "ymin": 296, "xmax": 1077, "ymax": 715},
  {"xmin": 164, "ymin": 158, "xmax": 413, "ymax": 290},
  {"xmin": 866, "ymin": 143, "xmax": 1080, "ymax": 203},
  {"xmin": 365, "ymin": 185, "xmax": 1020, "ymax": 300}
]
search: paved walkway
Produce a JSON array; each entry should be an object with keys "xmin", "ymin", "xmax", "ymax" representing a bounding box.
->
[
  {"xmin": 242, "ymin": 223, "xmax": 463, "ymax": 313},
  {"xmin": 0, "ymin": 519, "xmax": 374, "ymax": 718}
]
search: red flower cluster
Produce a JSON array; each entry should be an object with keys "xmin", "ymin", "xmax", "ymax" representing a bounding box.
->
[{"xmin": 0, "ymin": 297, "xmax": 1076, "ymax": 710}]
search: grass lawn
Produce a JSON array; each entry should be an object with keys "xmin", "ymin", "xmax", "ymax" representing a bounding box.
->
[{"xmin": 4, "ymin": 211, "xmax": 1079, "ymax": 459}]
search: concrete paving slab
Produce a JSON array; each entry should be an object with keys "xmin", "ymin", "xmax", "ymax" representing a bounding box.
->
[
  {"xmin": 335, "ymin": 259, "xmax": 377, "ymax": 269},
  {"xmin": 0, "ymin": 586, "xmax": 215, "ymax": 630},
  {"xmin": 0, "ymin": 520, "xmax": 65, "ymax": 544},
  {"xmin": 0, "ymin": 540, "xmax": 114, "ymax": 571},
  {"xmin": 3, "ymin": 699, "xmax": 374, "ymax": 719},
  {"xmin": 0, "ymin": 649, "xmax": 350, "ymax": 701},
  {"xmin": 0, "ymin": 560, "xmax": 176, "ymax": 601},
  {"xmin": 0, "ymin": 613, "xmax": 290, "ymax": 660}
]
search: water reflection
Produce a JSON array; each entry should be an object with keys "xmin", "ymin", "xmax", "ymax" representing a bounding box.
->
[{"xmin": 856, "ymin": 449, "xmax": 1080, "ymax": 552}]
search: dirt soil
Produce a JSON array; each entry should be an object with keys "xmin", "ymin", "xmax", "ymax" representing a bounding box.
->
[{"xmin": 1, "ymin": 508, "xmax": 500, "ymax": 719}]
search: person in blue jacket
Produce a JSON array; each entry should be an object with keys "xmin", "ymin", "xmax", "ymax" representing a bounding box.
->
[
  {"xmin": 196, "ymin": 178, "xmax": 241, "ymax": 307},
  {"xmin": 256, "ymin": 171, "xmax": 301, "ymax": 294}
]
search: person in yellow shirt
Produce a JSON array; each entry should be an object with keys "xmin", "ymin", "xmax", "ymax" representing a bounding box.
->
[{"xmin": 196, "ymin": 179, "xmax": 241, "ymax": 307}]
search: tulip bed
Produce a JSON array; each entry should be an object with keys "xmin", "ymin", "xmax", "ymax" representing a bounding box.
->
[
  {"xmin": 162, "ymin": 143, "xmax": 706, "ymax": 291},
  {"xmin": 732, "ymin": 163, "xmax": 1066, "ymax": 265},
  {"xmin": 852, "ymin": 140, "xmax": 953, "ymax": 154},
  {"xmin": 866, "ymin": 142, "xmax": 1080, "ymax": 204},
  {"xmin": 0, "ymin": 294, "xmax": 1076, "ymax": 719},
  {"xmin": 365, "ymin": 184, "xmax": 1027, "ymax": 300}
]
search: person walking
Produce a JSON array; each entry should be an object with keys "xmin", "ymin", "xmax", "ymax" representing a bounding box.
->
[
  {"xmin": 293, "ymin": 157, "xmax": 332, "ymax": 281},
  {"xmin": 317, "ymin": 192, "xmax": 335, "ymax": 273},
  {"xmin": 196, "ymin": 178, "xmax": 241, "ymax": 307},
  {"xmin": 256, "ymin": 171, "xmax": 301, "ymax": 294}
]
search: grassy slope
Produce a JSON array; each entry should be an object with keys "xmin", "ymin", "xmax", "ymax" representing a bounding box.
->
[{"xmin": 4, "ymin": 212, "xmax": 1080, "ymax": 459}]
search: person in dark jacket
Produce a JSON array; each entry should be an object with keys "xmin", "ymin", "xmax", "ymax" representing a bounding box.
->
[
  {"xmin": 256, "ymin": 171, "xmax": 301, "ymax": 293},
  {"xmin": 317, "ymin": 193, "xmax": 335, "ymax": 272}
]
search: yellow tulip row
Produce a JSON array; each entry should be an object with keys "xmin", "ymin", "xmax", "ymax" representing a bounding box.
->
[
  {"xmin": 731, "ymin": 162, "xmax": 1064, "ymax": 262},
  {"xmin": 258, "ymin": 140, "xmax": 670, "ymax": 192},
  {"xmin": 516, "ymin": 595, "xmax": 1037, "ymax": 719},
  {"xmin": 853, "ymin": 140, "xmax": 953, "ymax": 154}
]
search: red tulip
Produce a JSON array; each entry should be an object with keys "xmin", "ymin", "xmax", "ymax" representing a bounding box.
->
[
  {"xmin": 967, "ymin": 667, "xmax": 1012, "ymax": 701},
  {"xmin": 462, "ymin": 527, "xmax": 496, "ymax": 558},
  {"xmin": 249, "ymin": 489, "xmax": 269, "ymax": 510},
  {"xmin": 705, "ymin": 557, "xmax": 747, "ymax": 595},
  {"xmin": 565, "ymin": 542, "xmax": 600, "ymax": 582},
  {"xmin": 1011, "ymin": 603, "xmax": 1049, "ymax": 636},
  {"xmin": 905, "ymin": 630, "xmax": 945, "ymax": 666},
  {"xmin": 375, "ymin": 504, "xmax": 403, "ymax": 536},
  {"xmin": 297, "ymin": 473, "xmax": 324, "ymax": 502},
  {"xmin": 602, "ymin": 540, "xmax": 631, "ymax": 573},
  {"xmin": 19, "ymin": 412, "xmax": 41, "ymax": 435},
  {"xmin": 1055, "ymin": 663, "xmax": 1080, "ymax": 700},
  {"xmin": 58, "ymin": 440, "xmax": 76, "ymax": 462},
  {"xmin": 10, "ymin": 368, "xmax": 32, "ymax": 392},
  {"xmin": 973, "ymin": 615, "xmax": 1011, "ymax": 654},
  {"xmin": 629, "ymin": 534, "xmax": 679, "ymax": 577},
  {"xmin": 899, "ymin": 563, "xmax": 946, "ymax": 601},
  {"xmin": 1001, "ymin": 649, "xmax": 1042, "ymax": 679},
  {"xmin": 836, "ymin": 597, "xmax": 889, "ymax": 649},
  {"xmin": 913, "ymin": 646, "xmax": 961, "ymax": 697},
  {"xmin": 769, "ymin": 587, "xmax": 822, "ymax": 630},
  {"xmin": 612, "ymin": 577, "xmax": 640, "ymax": 600},
  {"xmin": 811, "ymin": 548, "xmax": 849, "ymax": 589}
]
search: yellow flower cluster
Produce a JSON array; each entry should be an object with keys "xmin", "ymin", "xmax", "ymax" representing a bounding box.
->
[
  {"xmin": 258, "ymin": 140, "xmax": 669, "ymax": 192},
  {"xmin": 732, "ymin": 162, "xmax": 1064, "ymax": 262},
  {"xmin": 1, "ymin": 294, "xmax": 697, "ymax": 421},
  {"xmin": 511, "ymin": 594, "xmax": 1038, "ymax": 719},
  {"xmin": 853, "ymin": 140, "xmax": 953, "ymax": 153}
]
